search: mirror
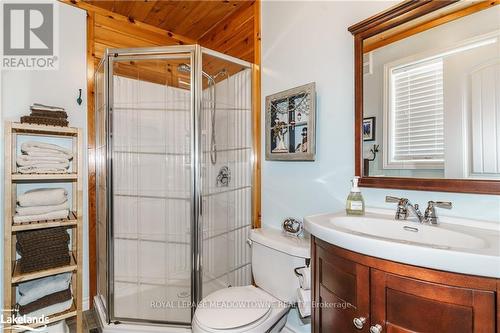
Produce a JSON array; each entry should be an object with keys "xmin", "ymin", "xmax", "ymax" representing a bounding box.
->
[{"xmin": 360, "ymin": 3, "xmax": 500, "ymax": 182}]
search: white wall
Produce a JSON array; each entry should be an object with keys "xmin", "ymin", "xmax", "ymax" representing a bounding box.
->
[
  {"xmin": 261, "ymin": 1, "xmax": 500, "ymax": 228},
  {"xmin": 0, "ymin": 3, "xmax": 89, "ymax": 308}
]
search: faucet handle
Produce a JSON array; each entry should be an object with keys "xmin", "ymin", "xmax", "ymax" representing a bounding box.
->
[
  {"xmin": 424, "ymin": 201, "xmax": 452, "ymax": 224},
  {"xmin": 430, "ymin": 201, "xmax": 452, "ymax": 209},
  {"xmin": 385, "ymin": 195, "xmax": 403, "ymax": 203}
]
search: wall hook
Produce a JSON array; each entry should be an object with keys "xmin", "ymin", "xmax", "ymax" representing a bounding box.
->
[{"xmin": 77, "ymin": 89, "xmax": 83, "ymax": 106}]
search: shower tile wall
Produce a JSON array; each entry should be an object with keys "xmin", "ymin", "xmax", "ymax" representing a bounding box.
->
[
  {"xmin": 201, "ymin": 69, "xmax": 253, "ymax": 297},
  {"xmin": 112, "ymin": 76, "xmax": 192, "ymax": 322},
  {"xmin": 110, "ymin": 69, "xmax": 253, "ymax": 321}
]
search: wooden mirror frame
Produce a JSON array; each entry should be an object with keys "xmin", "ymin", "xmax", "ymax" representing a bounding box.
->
[{"xmin": 348, "ymin": 0, "xmax": 500, "ymax": 195}]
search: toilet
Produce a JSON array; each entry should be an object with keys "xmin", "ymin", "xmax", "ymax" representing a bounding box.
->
[{"xmin": 192, "ymin": 228, "xmax": 310, "ymax": 333}]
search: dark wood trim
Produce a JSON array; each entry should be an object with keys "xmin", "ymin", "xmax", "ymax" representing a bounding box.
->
[
  {"xmin": 364, "ymin": 0, "xmax": 500, "ymax": 52},
  {"xmin": 349, "ymin": 0, "xmax": 500, "ymax": 195},
  {"xmin": 359, "ymin": 176, "xmax": 500, "ymax": 195}
]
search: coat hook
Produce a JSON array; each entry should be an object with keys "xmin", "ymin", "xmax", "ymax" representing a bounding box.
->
[{"xmin": 77, "ymin": 89, "xmax": 83, "ymax": 105}]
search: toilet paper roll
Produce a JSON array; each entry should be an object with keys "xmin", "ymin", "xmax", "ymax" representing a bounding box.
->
[{"xmin": 297, "ymin": 288, "xmax": 311, "ymax": 318}]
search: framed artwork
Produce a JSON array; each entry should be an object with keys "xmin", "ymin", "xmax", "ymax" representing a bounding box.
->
[
  {"xmin": 265, "ymin": 82, "xmax": 316, "ymax": 161},
  {"xmin": 363, "ymin": 117, "xmax": 376, "ymax": 141}
]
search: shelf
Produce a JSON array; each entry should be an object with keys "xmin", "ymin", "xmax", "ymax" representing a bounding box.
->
[
  {"xmin": 23, "ymin": 301, "xmax": 77, "ymax": 329},
  {"xmin": 11, "ymin": 122, "xmax": 78, "ymax": 136},
  {"xmin": 12, "ymin": 252, "xmax": 77, "ymax": 284},
  {"xmin": 12, "ymin": 212, "xmax": 78, "ymax": 232},
  {"xmin": 11, "ymin": 173, "xmax": 78, "ymax": 182}
]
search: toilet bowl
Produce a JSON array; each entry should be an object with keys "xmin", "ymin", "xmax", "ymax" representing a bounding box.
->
[{"xmin": 192, "ymin": 228, "xmax": 310, "ymax": 333}]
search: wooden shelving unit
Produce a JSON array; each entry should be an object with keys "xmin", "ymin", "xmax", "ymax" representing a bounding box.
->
[{"xmin": 4, "ymin": 122, "xmax": 83, "ymax": 333}]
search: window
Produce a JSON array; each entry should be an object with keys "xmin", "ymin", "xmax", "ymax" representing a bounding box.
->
[{"xmin": 385, "ymin": 58, "xmax": 444, "ymax": 169}]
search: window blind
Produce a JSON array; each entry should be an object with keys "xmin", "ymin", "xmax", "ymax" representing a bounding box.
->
[{"xmin": 390, "ymin": 58, "xmax": 444, "ymax": 166}]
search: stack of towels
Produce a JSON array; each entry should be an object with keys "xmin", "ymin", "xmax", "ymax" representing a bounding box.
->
[
  {"xmin": 21, "ymin": 103, "xmax": 69, "ymax": 127},
  {"xmin": 16, "ymin": 227, "xmax": 71, "ymax": 273},
  {"xmin": 17, "ymin": 141, "xmax": 73, "ymax": 174},
  {"xmin": 14, "ymin": 188, "xmax": 69, "ymax": 224},
  {"xmin": 17, "ymin": 272, "xmax": 73, "ymax": 320},
  {"xmin": 296, "ymin": 266, "xmax": 311, "ymax": 318}
]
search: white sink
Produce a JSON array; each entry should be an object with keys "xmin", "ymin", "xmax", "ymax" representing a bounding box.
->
[
  {"xmin": 332, "ymin": 215, "xmax": 486, "ymax": 250},
  {"xmin": 304, "ymin": 209, "xmax": 500, "ymax": 278}
]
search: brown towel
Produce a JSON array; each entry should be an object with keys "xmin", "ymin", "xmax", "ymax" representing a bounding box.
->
[
  {"xmin": 16, "ymin": 228, "xmax": 69, "ymax": 252},
  {"xmin": 19, "ymin": 254, "xmax": 71, "ymax": 273},
  {"xmin": 18, "ymin": 286, "xmax": 72, "ymax": 315},
  {"xmin": 16, "ymin": 234, "xmax": 69, "ymax": 255},
  {"xmin": 21, "ymin": 116, "xmax": 69, "ymax": 127},
  {"xmin": 30, "ymin": 109, "xmax": 68, "ymax": 119},
  {"xmin": 16, "ymin": 227, "xmax": 71, "ymax": 273}
]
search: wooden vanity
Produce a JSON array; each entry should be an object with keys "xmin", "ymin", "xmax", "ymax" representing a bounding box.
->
[{"xmin": 312, "ymin": 236, "xmax": 499, "ymax": 333}]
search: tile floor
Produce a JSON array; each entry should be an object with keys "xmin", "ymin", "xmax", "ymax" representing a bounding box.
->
[{"xmin": 68, "ymin": 309, "xmax": 100, "ymax": 333}]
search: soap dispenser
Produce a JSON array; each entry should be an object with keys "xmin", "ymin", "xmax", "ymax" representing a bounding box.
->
[{"xmin": 346, "ymin": 176, "xmax": 365, "ymax": 216}]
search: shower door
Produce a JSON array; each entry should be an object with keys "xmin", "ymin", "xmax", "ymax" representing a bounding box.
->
[
  {"xmin": 97, "ymin": 49, "xmax": 195, "ymax": 326},
  {"xmin": 95, "ymin": 45, "xmax": 253, "ymax": 327}
]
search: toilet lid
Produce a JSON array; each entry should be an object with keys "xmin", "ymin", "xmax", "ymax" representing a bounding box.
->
[{"xmin": 195, "ymin": 286, "xmax": 271, "ymax": 330}]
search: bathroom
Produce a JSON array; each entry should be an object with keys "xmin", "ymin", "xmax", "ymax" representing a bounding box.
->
[{"xmin": 1, "ymin": 0, "xmax": 499, "ymax": 332}]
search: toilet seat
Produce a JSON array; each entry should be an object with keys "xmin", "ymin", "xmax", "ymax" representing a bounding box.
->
[{"xmin": 193, "ymin": 286, "xmax": 288, "ymax": 333}]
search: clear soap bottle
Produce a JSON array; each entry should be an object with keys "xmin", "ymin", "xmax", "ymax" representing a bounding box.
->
[{"xmin": 346, "ymin": 176, "xmax": 365, "ymax": 216}]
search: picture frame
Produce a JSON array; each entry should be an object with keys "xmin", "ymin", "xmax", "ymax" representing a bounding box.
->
[
  {"xmin": 363, "ymin": 117, "xmax": 376, "ymax": 141},
  {"xmin": 265, "ymin": 82, "xmax": 316, "ymax": 161}
]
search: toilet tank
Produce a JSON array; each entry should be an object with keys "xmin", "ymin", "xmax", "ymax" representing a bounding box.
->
[{"xmin": 250, "ymin": 228, "xmax": 310, "ymax": 303}]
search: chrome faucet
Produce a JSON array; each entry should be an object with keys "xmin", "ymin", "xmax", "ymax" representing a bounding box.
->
[
  {"xmin": 386, "ymin": 196, "xmax": 424, "ymax": 223},
  {"xmin": 386, "ymin": 196, "xmax": 452, "ymax": 224},
  {"xmin": 424, "ymin": 200, "xmax": 453, "ymax": 224}
]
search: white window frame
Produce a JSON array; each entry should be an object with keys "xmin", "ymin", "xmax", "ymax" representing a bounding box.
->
[
  {"xmin": 383, "ymin": 58, "xmax": 444, "ymax": 170},
  {"xmin": 382, "ymin": 31, "xmax": 500, "ymax": 171}
]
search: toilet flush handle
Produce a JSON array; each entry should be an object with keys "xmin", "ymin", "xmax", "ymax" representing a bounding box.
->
[{"xmin": 246, "ymin": 239, "xmax": 253, "ymax": 246}]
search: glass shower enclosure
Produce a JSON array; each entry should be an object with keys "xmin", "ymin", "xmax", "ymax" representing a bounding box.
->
[{"xmin": 95, "ymin": 45, "xmax": 254, "ymax": 327}]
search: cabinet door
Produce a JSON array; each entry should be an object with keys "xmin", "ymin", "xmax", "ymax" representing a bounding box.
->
[
  {"xmin": 371, "ymin": 269, "xmax": 496, "ymax": 333},
  {"xmin": 313, "ymin": 242, "xmax": 370, "ymax": 333}
]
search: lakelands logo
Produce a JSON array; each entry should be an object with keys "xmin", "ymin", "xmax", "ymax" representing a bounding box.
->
[
  {"xmin": 1, "ymin": 309, "xmax": 49, "ymax": 332},
  {"xmin": 1, "ymin": 1, "xmax": 59, "ymax": 70}
]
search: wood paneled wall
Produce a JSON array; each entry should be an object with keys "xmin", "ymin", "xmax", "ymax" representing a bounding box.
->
[{"xmin": 61, "ymin": 0, "xmax": 260, "ymax": 305}]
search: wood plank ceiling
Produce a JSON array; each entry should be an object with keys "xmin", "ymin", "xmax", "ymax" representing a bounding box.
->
[{"xmin": 84, "ymin": 0, "xmax": 255, "ymax": 41}]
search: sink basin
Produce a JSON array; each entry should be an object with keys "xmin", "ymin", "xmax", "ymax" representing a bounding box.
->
[
  {"xmin": 304, "ymin": 209, "xmax": 500, "ymax": 278},
  {"xmin": 332, "ymin": 215, "xmax": 486, "ymax": 250}
]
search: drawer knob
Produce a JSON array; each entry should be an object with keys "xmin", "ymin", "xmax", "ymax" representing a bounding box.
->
[
  {"xmin": 370, "ymin": 324, "xmax": 383, "ymax": 333},
  {"xmin": 353, "ymin": 317, "xmax": 366, "ymax": 329}
]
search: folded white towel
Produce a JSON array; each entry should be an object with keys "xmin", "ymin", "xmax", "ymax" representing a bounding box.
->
[
  {"xmin": 17, "ymin": 155, "xmax": 70, "ymax": 166},
  {"xmin": 296, "ymin": 266, "xmax": 311, "ymax": 290},
  {"xmin": 17, "ymin": 166, "xmax": 69, "ymax": 174},
  {"xmin": 21, "ymin": 141, "xmax": 72, "ymax": 156},
  {"xmin": 297, "ymin": 288, "xmax": 311, "ymax": 318},
  {"xmin": 16, "ymin": 201, "xmax": 69, "ymax": 216},
  {"xmin": 17, "ymin": 188, "xmax": 67, "ymax": 207},
  {"xmin": 23, "ymin": 297, "xmax": 73, "ymax": 319},
  {"xmin": 31, "ymin": 103, "xmax": 65, "ymax": 112},
  {"xmin": 18, "ymin": 273, "xmax": 72, "ymax": 306},
  {"xmin": 13, "ymin": 209, "xmax": 69, "ymax": 223},
  {"xmin": 24, "ymin": 150, "xmax": 73, "ymax": 160}
]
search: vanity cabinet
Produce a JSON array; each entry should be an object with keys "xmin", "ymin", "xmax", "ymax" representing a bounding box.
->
[
  {"xmin": 313, "ymin": 243, "xmax": 370, "ymax": 332},
  {"xmin": 312, "ymin": 237, "xmax": 498, "ymax": 333}
]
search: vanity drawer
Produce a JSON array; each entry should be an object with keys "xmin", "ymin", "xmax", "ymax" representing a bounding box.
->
[{"xmin": 371, "ymin": 269, "xmax": 496, "ymax": 333}]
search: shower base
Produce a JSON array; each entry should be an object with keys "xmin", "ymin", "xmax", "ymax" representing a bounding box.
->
[{"xmin": 94, "ymin": 296, "xmax": 192, "ymax": 333}]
